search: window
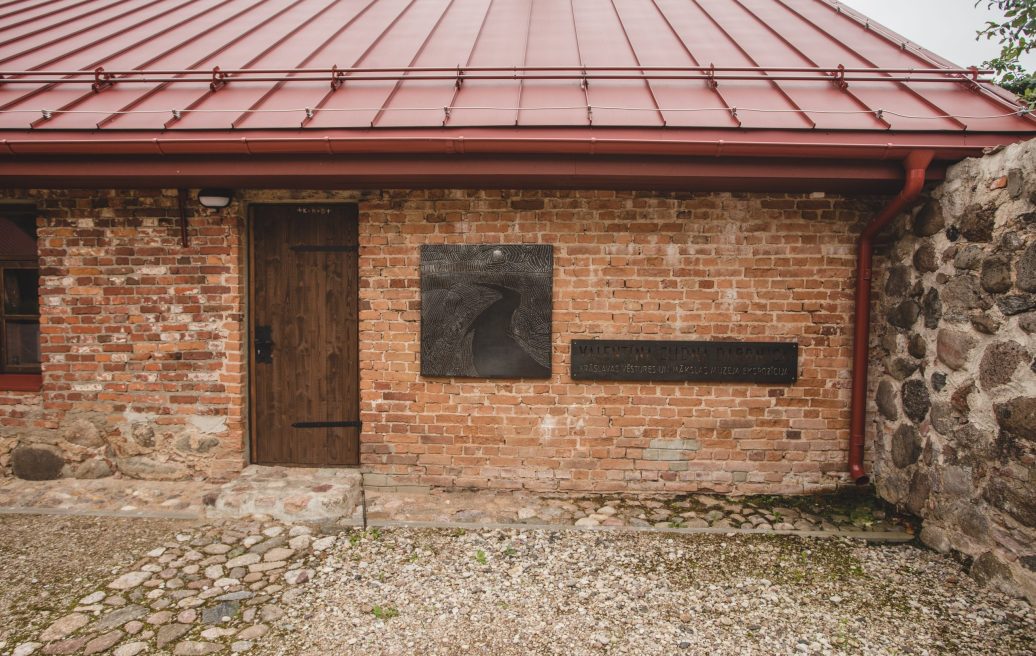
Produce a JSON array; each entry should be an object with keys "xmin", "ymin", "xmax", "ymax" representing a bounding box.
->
[{"xmin": 0, "ymin": 209, "xmax": 40, "ymax": 378}]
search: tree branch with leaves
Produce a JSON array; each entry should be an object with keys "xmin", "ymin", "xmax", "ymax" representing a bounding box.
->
[{"xmin": 977, "ymin": 0, "xmax": 1036, "ymax": 101}]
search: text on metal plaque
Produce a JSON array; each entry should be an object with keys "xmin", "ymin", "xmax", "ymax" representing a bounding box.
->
[{"xmin": 570, "ymin": 339, "xmax": 798, "ymax": 383}]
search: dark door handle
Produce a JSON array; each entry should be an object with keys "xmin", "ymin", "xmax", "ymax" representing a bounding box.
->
[{"xmin": 255, "ymin": 325, "xmax": 274, "ymax": 363}]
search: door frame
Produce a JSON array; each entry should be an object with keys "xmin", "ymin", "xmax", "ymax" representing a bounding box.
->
[{"xmin": 246, "ymin": 202, "xmax": 361, "ymax": 467}]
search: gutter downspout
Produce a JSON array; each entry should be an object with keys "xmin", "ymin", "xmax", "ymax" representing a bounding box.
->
[{"xmin": 848, "ymin": 150, "xmax": 933, "ymax": 484}]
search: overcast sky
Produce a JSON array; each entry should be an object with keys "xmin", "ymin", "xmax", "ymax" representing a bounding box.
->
[{"xmin": 840, "ymin": 0, "xmax": 1036, "ymax": 70}]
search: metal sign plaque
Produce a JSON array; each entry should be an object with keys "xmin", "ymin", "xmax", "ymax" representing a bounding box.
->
[
  {"xmin": 570, "ymin": 340, "xmax": 798, "ymax": 383},
  {"xmin": 420, "ymin": 244, "xmax": 552, "ymax": 379}
]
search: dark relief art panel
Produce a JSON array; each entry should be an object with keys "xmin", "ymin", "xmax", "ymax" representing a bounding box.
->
[{"xmin": 420, "ymin": 244, "xmax": 552, "ymax": 378}]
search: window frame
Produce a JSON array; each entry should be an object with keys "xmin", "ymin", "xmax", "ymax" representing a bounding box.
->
[
  {"xmin": 0, "ymin": 207, "xmax": 42, "ymax": 390},
  {"xmin": 1, "ymin": 261, "xmax": 42, "ymax": 374}
]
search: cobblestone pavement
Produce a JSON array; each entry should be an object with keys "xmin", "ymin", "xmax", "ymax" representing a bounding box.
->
[
  {"xmin": 0, "ymin": 489, "xmax": 1027, "ymax": 654},
  {"xmin": 1, "ymin": 515, "xmax": 336, "ymax": 656},
  {"xmin": 0, "ymin": 475, "xmax": 912, "ymax": 541},
  {"xmin": 0, "ymin": 508, "xmax": 1030, "ymax": 656},
  {"xmin": 361, "ymin": 488, "xmax": 913, "ymax": 538},
  {"xmin": 0, "ymin": 514, "xmax": 194, "ymax": 653}
]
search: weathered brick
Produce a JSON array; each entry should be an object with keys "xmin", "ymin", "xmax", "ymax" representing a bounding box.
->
[{"xmin": 1, "ymin": 187, "xmax": 875, "ymax": 493}]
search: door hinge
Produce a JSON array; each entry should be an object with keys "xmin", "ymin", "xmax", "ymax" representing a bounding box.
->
[
  {"xmin": 290, "ymin": 244, "xmax": 359, "ymax": 253},
  {"xmin": 291, "ymin": 421, "xmax": 363, "ymax": 429}
]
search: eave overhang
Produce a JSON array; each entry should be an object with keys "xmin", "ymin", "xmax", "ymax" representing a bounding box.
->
[{"xmin": 0, "ymin": 127, "xmax": 1030, "ymax": 191}]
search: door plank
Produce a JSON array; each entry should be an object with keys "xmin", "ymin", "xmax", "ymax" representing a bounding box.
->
[{"xmin": 251, "ymin": 204, "xmax": 359, "ymax": 466}]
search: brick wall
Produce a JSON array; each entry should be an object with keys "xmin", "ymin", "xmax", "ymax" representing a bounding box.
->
[
  {"xmin": 0, "ymin": 189, "xmax": 246, "ymax": 481},
  {"xmin": 1, "ymin": 187, "xmax": 882, "ymax": 493},
  {"xmin": 358, "ymin": 189, "xmax": 882, "ymax": 494}
]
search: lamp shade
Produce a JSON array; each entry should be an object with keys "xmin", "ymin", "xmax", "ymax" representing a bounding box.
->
[{"xmin": 197, "ymin": 188, "xmax": 233, "ymax": 208}]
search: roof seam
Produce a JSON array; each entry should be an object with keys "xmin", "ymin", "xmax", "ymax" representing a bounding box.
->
[
  {"xmin": 296, "ymin": 0, "xmax": 421, "ymax": 129},
  {"xmin": 514, "ymin": 0, "xmax": 535, "ymax": 126},
  {"xmin": 0, "ymin": 0, "xmax": 70, "ymax": 22},
  {"xmin": 0, "ymin": 0, "xmax": 180, "ymax": 69},
  {"xmin": 33, "ymin": 0, "xmax": 278, "ymax": 130},
  {"xmin": 159, "ymin": 0, "xmax": 315, "ymax": 130},
  {"xmin": 607, "ymin": 0, "xmax": 666, "ymax": 127},
  {"xmin": 646, "ymin": 0, "xmax": 740, "ymax": 128},
  {"xmin": 0, "ymin": 0, "xmax": 209, "ymax": 114},
  {"xmin": 237, "ymin": 0, "xmax": 378, "ymax": 128},
  {"xmin": 689, "ymin": 0, "xmax": 815, "ymax": 129},
  {"xmin": 568, "ymin": 0, "xmax": 591, "ymax": 126},
  {"xmin": 370, "ymin": 0, "xmax": 463, "ymax": 128},
  {"xmin": 441, "ymin": 0, "xmax": 496, "ymax": 127},
  {"xmin": 815, "ymin": 0, "xmax": 957, "ymax": 70},
  {"xmin": 775, "ymin": 0, "xmax": 968, "ymax": 131},
  {"xmin": 0, "ymin": 0, "xmax": 128, "ymax": 49},
  {"xmin": 733, "ymin": 0, "xmax": 891, "ymax": 130}
]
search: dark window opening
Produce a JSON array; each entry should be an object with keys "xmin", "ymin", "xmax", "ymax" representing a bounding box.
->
[{"xmin": 0, "ymin": 209, "xmax": 40, "ymax": 374}]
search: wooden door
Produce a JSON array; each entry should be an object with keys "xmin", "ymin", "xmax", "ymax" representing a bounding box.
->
[{"xmin": 250, "ymin": 204, "xmax": 359, "ymax": 466}]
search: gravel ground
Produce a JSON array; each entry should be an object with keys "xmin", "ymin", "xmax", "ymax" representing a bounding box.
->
[
  {"xmin": 0, "ymin": 513, "xmax": 195, "ymax": 650},
  {"xmin": 256, "ymin": 527, "xmax": 1035, "ymax": 656}
]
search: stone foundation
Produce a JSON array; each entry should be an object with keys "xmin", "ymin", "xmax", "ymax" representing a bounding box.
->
[
  {"xmin": 7, "ymin": 409, "xmax": 238, "ymax": 482},
  {"xmin": 205, "ymin": 466, "xmax": 362, "ymax": 522},
  {"xmin": 872, "ymin": 139, "xmax": 1036, "ymax": 602},
  {"xmin": 0, "ymin": 390, "xmax": 42, "ymax": 474}
]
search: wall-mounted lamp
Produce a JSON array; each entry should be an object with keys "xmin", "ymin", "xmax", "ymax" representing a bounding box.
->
[{"xmin": 197, "ymin": 188, "xmax": 234, "ymax": 208}]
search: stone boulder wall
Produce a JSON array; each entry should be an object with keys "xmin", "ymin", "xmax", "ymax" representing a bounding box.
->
[
  {"xmin": 0, "ymin": 390, "xmax": 43, "ymax": 478},
  {"xmin": 872, "ymin": 138, "xmax": 1036, "ymax": 603},
  {"xmin": 1, "ymin": 408, "xmax": 237, "ymax": 482}
]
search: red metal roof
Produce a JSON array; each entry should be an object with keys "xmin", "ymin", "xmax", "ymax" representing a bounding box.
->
[{"xmin": 0, "ymin": 0, "xmax": 1033, "ymax": 189}]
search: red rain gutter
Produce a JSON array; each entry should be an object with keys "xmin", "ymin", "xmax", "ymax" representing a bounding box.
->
[
  {"xmin": 848, "ymin": 150, "xmax": 933, "ymax": 485},
  {"xmin": 0, "ymin": 131, "xmax": 1025, "ymax": 159}
]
